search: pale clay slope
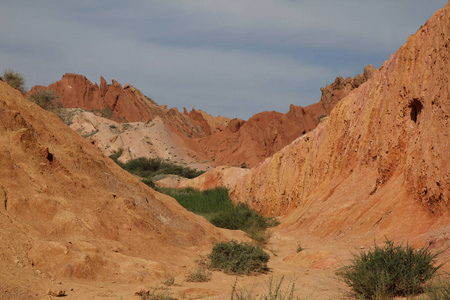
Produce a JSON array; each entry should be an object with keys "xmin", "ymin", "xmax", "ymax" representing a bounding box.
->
[{"xmin": 69, "ymin": 109, "xmax": 213, "ymax": 171}]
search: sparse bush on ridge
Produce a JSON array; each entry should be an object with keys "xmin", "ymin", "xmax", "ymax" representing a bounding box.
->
[
  {"xmin": 28, "ymin": 89, "xmax": 61, "ymax": 111},
  {"xmin": 3, "ymin": 68, "xmax": 26, "ymax": 94},
  {"xmin": 338, "ymin": 239, "xmax": 443, "ymax": 299},
  {"xmin": 27, "ymin": 88, "xmax": 76, "ymax": 125}
]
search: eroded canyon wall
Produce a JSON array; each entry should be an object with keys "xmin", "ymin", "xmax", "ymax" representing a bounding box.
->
[{"xmin": 230, "ymin": 4, "xmax": 450, "ymax": 241}]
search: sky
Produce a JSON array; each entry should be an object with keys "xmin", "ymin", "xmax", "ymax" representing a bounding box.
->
[{"xmin": 0, "ymin": 1, "xmax": 447, "ymax": 120}]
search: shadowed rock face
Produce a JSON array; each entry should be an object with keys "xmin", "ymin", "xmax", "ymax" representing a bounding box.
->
[
  {"xmin": 231, "ymin": 3, "xmax": 450, "ymax": 243},
  {"xmin": 0, "ymin": 81, "xmax": 227, "ymax": 281}
]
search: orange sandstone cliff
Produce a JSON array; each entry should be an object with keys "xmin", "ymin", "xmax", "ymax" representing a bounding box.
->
[
  {"xmin": 0, "ymin": 80, "xmax": 235, "ymax": 287},
  {"xmin": 231, "ymin": 4, "xmax": 450, "ymax": 245}
]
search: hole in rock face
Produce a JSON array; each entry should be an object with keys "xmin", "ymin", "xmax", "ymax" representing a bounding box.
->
[
  {"xmin": 409, "ymin": 99, "xmax": 423, "ymax": 123},
  {"xmin": 47, "ymin": 152, "xmax": 54, "ymax": 162}
]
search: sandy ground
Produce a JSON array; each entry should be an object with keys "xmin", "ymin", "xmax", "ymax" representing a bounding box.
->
[{"xmin": 0, "ymin": 227, "xmax": 356, "ymax": 300}]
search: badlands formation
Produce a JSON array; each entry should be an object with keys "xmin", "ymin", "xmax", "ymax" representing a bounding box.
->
[
  {"xmin": 0, "ymin": 2, "xmax": 449, "ymax": 300},
  {"xmin": 32, "ymin": 63, "xmax": 373, "ymax": 168}
]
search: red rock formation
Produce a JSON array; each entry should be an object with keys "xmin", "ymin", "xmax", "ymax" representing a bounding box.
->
[
  {"xmin": 320, "ymin": 64, "xmax": 375, "ymax": 113},
  {"xmin": 30, "ymin": 74, "xmax": 211, "ymax": 138},
  {"xmin": 231, "ymin": 3, "xmax": 450, "ymax": 245},
  {"xmin": 29, "ymin": 61, "xmax": 372, "ymax": 168},
  {"xmin": 0, "ymin": 80, "xmax": 231, "ymax": 282},
  {"xmin": 199, "ymin": 102, "xmax": 326, "ymax": 167}
]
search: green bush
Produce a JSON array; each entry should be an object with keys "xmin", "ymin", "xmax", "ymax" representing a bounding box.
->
[
  {"xmin": 3, "ymin": 69, "xmax": 26, "ymax": 93},
  {"xmin": 28, "ymin": 89, "xmax": 61, "ymax": 111},
  {"xmin": 339, "ymin": 239, "xmax": 442, "ymax": 299},
  {"xmin": 208, "ymin": 240, "xmax": 270, "ymax": 275}
]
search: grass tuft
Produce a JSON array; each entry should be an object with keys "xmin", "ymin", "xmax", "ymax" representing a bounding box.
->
[
  {"xmin": 208, "ymin": 240, "xmax": 270, "ymax": 275},
  {"xmin": 185, "ymin": 266, "xmax": 212, "ymax": 282},
  {"xmin": 420, "ymin": 277, "xmax": 450, "ymax": 300},
  {"xmin": 231, "ymin": 276, "xmax": 299, "ymax": 299},
  {"xmin": 161, "ymin": 274, "xmax": 175, "ymax": 286},
  {"xmin": 338, "ymin": 239, "xmax": 443, "ymax": 299}
]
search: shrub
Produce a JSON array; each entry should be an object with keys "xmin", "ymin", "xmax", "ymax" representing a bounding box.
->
[
  {"xmin": 2, "ymin": 69, "xmax": 26, "ymax": 93},
  {"xmin": 296, "ymin": 243, "xmax": 304, "ymax": 253},
  {"xmin": 28, "ymin": 89, "xmax": 61, "ymax": 111},
  {"xmin": 185, "ymin": 266, "xmax": 211, "ymax": 282},
  {"xmin": 161, "ymin": 274, "xmax": 175, "ymax": 286},
  {"xmin": 208, "ymin": 240, "xmax": 270, "ymax": 275},
  {"xmin": 339, "ymin": 239, "xmax": 442, "ymax": 299}
]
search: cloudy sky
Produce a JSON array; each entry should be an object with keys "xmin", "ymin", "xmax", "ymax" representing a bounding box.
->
[{"xmin": 0, "ymin": 1, "xmax": 446, "ymax": 119}]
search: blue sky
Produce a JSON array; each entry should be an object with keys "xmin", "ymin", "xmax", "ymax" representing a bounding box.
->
[{"xmin": 0, "ymin": 1, "xmax": 446, "ymax": 119}]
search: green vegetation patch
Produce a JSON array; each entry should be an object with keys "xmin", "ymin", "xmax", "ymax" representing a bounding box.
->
[
  {"xmin": 109, "ymin": 149, "xmax": 204, "ymax": 185},
  {"xmin": 208, "ymin": 240, "xmax": 269, "ymax": 275},
  {"xmin": 338, "ymin": 239, "xmax": 443, "ymax": 299},
  {"xmin": 159, "ymin": 187, "xmax": 278, "ymax": 244}
]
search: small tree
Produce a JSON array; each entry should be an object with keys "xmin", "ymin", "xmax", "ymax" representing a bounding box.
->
[{"xmin": 2, "ymin": 69, "xmax": 26, "ymax": 94}]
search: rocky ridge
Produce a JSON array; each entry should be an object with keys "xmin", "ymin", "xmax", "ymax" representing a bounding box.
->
[
  {"xmin": 320, "ymin": 64, "xmax": 375, "ymax": 113},
  {"xmin": 32, "ymin": 65, "xmax": 374, "ymax": 168},
  {"xmin": 31, "ymin": 74, "xmax": 228, "ymax": 139}
]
